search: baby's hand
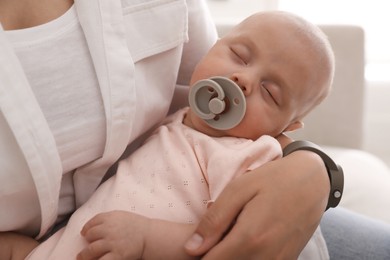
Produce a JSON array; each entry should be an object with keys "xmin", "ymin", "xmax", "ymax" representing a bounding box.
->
[
  {"xmin": 275, "ymin": 133, "xmax": 293, "ymax": 149},
  {"xmin": 77, "ymin": 211, "xmax": 150, "ymax": 260}
]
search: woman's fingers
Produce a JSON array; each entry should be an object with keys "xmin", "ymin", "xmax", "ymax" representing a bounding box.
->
[
  {"xmin": 186, "ymin": 152, "xmax": 329, "ymax": 259},
  {"xmin": 184, "ymin": 173, "xmax": 258, "ymax": 255}
]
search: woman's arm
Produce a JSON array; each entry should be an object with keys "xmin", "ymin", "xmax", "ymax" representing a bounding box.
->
[{"xmin": 185, "ymin": 150, "xmax": 330, "ymax": 259}]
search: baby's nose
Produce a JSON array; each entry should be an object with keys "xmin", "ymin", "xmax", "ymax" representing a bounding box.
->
[{"xmin": 229, "ymin": 74, "xmax": 252, "ymax": 96}]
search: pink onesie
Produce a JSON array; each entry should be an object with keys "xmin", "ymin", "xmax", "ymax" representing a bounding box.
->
[{"xmin": 27, "ymin": 107, "xmax": 283, "ymax": 259}]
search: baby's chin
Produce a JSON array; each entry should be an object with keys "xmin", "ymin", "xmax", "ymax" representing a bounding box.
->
[{"xmin": 185, "ymin": 109, "xmax": 227, "ymax": 138}]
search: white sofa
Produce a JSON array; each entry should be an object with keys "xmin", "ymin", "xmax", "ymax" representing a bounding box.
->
[{"xmin": 217, "ymin": 23, "xmax": 390, "ymax": 224}]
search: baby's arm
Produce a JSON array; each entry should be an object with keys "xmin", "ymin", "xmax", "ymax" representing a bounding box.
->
[
  {"xmin": 0, "ymin": 232, "xmax": 39, "ymax": 260},
  {"xmin": 77, "ymin": 211, "xmax": 198, "ymax": 260}
]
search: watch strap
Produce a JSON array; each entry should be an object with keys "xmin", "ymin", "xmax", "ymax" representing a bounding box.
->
[{"xmin": 283, "ymin": 140, "xmax": 344, "ymax": 210}]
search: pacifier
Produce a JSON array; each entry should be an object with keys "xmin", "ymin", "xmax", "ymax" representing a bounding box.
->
[{"xmin": 188, "ymin": 76, "xmax": 246, "ymax": 130}]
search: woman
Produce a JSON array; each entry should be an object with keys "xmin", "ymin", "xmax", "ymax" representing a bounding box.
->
[{"xmin": 0, "ymin": 0, "xmax": 389, "ymax": 259}]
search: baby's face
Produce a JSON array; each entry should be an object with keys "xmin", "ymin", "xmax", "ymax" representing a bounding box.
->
[{"xmin": 189, "ymin": 12, "xmax": 331, "ymax": 140}]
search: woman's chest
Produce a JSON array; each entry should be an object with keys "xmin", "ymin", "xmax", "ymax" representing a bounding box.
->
[{"xmin": 0, "ymin": 0, "xmax": 74, "ymax": 30}]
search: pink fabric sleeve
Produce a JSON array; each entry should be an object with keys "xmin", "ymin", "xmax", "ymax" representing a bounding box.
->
[{"xmin": 196, "ymin": 135, "xmax": 282, "ymax": 201}]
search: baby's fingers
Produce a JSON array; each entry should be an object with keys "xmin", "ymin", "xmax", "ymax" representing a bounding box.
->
[
  {"xmin": 80, "ymin": 213, "xmax": 107, "ymax": 236},
  {"xmin": 77, "ymin": 239, "xmax": 110, "ymax": 260}
]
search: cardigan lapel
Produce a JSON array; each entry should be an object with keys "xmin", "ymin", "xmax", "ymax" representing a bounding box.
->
[
  {"xmin": 0, "ymin": 25, "xmax": 63, "ymax": 239},
  {"xmin": 73, "ymin": 0, "xmax": 136, "ymax": 207}
]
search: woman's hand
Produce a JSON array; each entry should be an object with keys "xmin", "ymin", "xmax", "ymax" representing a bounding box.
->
[{"xmin": 185, "ymin": 151, "xmax": 330, "ymax": 259}]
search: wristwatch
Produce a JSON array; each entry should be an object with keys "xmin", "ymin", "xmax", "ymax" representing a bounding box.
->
[{"xmin": 283, "ymin": 140, "xmax": 344, "ymax": 210}]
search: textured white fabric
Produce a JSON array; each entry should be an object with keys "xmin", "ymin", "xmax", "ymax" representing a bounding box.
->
[
  {"xmin": 0, "ymin": 23, "xmax": 62, "ymax": 238},
  {"xmin": 5, "ymin": 5, "xmax": 106, "ymax": 175},
  {"xmin": 5, "ymin": 6, "xmax": 105, "ymax": 224},
  {"xmin": 0, "ymin": 0, "xmax": 217, "ymax": 238},
  {"xmin": 0, "ymin": 113, "xmax": 41, "ymax": 236}
]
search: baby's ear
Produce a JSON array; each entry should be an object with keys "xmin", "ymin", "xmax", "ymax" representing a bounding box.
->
[{"xmin": 283, "ymin": 120, "xmax": 304, "ymax": 132}]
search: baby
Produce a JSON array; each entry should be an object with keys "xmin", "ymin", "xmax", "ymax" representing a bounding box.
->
[{"xmin": 2, "ymin": 10, "xmax": 334, "ymax": 260}]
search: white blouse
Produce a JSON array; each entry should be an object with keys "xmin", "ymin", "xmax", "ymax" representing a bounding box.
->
[
  {"xmin": 0, "ymin": 0, "xmax": 217, "ymax": 238},
  {"xmin": 6, "ymin": 5, "xmax": 106, "ymax": 174},
  {"xmin": 4, "ymin": 5, "xmax": 106, "ymax": 232}
]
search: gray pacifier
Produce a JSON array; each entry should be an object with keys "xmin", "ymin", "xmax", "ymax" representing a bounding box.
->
[{"xmin": 188, "ymin": 76, "xmax": 246, "ymax": 130}]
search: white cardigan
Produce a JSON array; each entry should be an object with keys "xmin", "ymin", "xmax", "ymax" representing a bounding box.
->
[{"xmin": 0, "ymin": 0, "xmax": 217, "ymax": 238}]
